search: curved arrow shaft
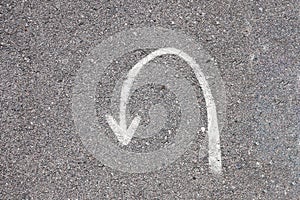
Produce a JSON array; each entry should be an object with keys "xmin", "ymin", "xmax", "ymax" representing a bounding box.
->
[{"xmin": 119, "ymin": 47, "xmax": 222, "ymax": 175}]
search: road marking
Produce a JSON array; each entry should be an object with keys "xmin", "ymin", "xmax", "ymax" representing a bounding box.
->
[
  {"xmin": 72, "ymin": 27, "xmax": 227, "ymax": 174},
  {"xmin": 106, "ymin": 47, "xmax": 222, "ymax": 174}
]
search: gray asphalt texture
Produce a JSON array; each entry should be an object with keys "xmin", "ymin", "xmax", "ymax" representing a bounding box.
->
[{"xmin": 1, "ymin": 0, "xmax": 299, "ymax": 199}]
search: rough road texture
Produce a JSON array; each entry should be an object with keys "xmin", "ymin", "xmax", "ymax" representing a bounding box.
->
[{"xmin": 1, "ymin": 0, "xmax": 299, "ymax": 199}]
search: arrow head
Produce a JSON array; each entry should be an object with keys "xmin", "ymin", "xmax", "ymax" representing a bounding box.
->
[{"xmin": 106, "ymin": 114, "xmax": 141, "ymax": 145}]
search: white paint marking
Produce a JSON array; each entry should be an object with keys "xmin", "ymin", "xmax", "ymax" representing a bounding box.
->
[
  {"xmin": 106, "ymin": 114, "xmax": 141, "ymax": 146},
  {"xmin": 106, "ymin": 47, "xmax": 222, "ymax": 174}
]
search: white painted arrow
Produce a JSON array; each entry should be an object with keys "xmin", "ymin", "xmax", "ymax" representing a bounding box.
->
[
  {"xmin": 106, "ymin": 47, "xmax": 222, "ymax": 174},
  {"xmin": 106, "ymin": 48, "xmax": 183, "ymax": 146}
]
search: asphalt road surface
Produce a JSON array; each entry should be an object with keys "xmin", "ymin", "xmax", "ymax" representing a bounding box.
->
[{"xmin": 1, "ymin": 0, "xmax": 299, "ymax": 199}]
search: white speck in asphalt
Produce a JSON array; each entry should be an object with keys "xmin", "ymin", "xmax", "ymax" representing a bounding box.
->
[{"xmin": 201, "ymin": 127, "xmax": 206, "ymax": 133}]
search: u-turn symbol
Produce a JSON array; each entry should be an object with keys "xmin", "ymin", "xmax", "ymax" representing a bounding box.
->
[{"xmin": 72, "ymin": 27, "xmax": 227, "ymax": 174}]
